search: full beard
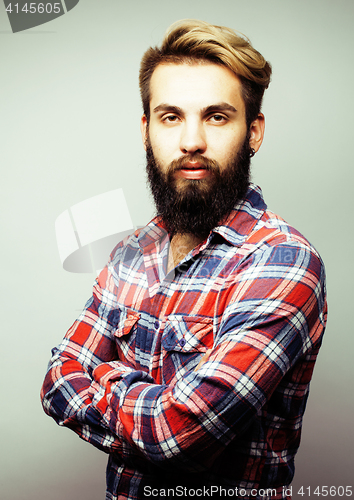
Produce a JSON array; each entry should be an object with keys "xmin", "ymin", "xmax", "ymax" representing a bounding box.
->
[{"xmin": 146, "ymin": 134, "xmax": 251, "ymax": 239}]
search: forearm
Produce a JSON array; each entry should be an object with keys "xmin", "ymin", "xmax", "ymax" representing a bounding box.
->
[
  {"xmin": 41, "ymin": 345, "xmax": 123, "ymax": 454},
  {"xmin": 90, "ymin": 274, "xmax": 327, "ymax": 471},
  {"xmin": 90, "ymin": 342, "xmax": 268, "ymax": 471}
]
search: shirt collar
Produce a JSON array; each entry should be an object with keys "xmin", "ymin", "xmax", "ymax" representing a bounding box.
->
[{"xmin": 212, "ymin": 183, "xmax": 267, "ymax": 247}]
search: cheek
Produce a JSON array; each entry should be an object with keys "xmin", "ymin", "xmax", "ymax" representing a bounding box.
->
[
  {"xmin": 209, "ymin": 134, "xmax": 245, "ymax": 165},
  {"xmin": 150, "ymin": 132, "xmax": 179, "ymax": 163}
]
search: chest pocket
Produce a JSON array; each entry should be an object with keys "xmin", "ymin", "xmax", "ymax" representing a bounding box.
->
[
  {"xmin": 112, "ymin": 309, "xmax": 140, "ymax": 338},
  {"xmin": 162, "ymin": 316, "xmax": 214, "ymax": 354},
  {"xmin": 109, "ymin": 307, "xmax": 140, "ymax": 360}
]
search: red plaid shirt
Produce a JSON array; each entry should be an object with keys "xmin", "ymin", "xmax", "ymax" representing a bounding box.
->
[{"xmin": 41, "ymin": 185, "xmax": 327, "ymax": 500}]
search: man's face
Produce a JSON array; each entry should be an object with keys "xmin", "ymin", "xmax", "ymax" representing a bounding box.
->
[{"xmin": 141, "ymin": 62, "xmax": 264, "ymax": 237}]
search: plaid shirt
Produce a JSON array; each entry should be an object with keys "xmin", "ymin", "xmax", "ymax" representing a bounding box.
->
[{"xmin": 41, "ymin": 184, "xmax": 327, "ymax": 500}]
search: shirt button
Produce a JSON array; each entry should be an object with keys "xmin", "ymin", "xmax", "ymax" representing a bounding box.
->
[
  {"xmin": 179, "ymin": 338, "xmax": 186, "ymax": 347},
  {"xmin": 154, "ymin": 321, "xmax": 160, "ymax": 330}
]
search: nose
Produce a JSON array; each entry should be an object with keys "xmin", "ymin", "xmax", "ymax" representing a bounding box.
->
[{"xmin": 179, "ymin": 119, "xmax": 207, "ymax": 155}]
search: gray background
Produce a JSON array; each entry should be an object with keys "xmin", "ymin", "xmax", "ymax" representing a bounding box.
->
[{"xmin": 1, "ymin": 0, "xmax": 353, "ymax": 498}]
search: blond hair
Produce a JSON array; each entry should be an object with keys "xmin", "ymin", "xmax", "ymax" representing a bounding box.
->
[{"xmin": 139, "ymin": 19, "xmax": 272, "ymax": 127}]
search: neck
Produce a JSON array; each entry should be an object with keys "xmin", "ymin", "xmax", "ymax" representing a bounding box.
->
[{"xmin": 167, "ymin": 232, "xmax": 205, "ymax": 273}]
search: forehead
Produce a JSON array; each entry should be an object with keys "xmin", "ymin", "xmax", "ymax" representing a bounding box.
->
[{"xmin": 149, "ymin": 62, "xmax": 245, "ymax": 114}]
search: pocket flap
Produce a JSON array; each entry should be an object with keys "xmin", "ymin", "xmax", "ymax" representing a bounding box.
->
[
  {"xmin": 111, "ymin": 308, "xmax": 140, "ymax": 338},
  {"xmin": 162, "ymin": 316, "xmax": 213, "ymax": 353}
]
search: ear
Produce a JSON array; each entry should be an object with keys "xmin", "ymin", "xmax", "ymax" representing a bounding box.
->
[
  {"xmin": 140, "ymin": 114, "xmax": 148, "ymax": 151},
  {"xmin": 249, "ymin": 113, "xmax": 265, "ymax": 153}
]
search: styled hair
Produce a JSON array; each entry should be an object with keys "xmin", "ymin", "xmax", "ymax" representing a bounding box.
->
[{"xmin": 139, "ymin": 19, "xmax": 272, "ymax": 128}]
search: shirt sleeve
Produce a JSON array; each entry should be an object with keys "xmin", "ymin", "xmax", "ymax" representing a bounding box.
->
[
  {"xmin": 88, "ymin": 241, "xmax": 327, "ymax": 472},
  {"xmin": 40, "ymin": 264, "xmax": 135, "ymax": 456}
]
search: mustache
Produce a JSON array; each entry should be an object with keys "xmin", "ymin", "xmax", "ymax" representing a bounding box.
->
[{"xmin": 168, "ymin": 154, "xmax": 220, "ymax": 173}]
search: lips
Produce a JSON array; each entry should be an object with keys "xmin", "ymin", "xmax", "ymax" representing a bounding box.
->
[{"xmin": 175, "ymin": 161, "xmax": 211, "ymax": 180}]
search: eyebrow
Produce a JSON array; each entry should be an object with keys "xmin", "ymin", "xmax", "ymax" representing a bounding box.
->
[
  {"xmin": 153, "ymin": 104, "xmax": 183, "ymax": 115},
  {"xmin": 202, "ymin": 103, "xmax": 237, "ymax": 114},
  {"xmin": 152, "ymin": 102, "xmax": 237, "ymax": 115}
]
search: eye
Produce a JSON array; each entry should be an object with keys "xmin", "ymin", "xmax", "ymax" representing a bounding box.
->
[
  {"xmin": 163, "ymin": 114, "xmax": 180, "ymax": 124},
  {"xmin": 209, "ymin": 114, "xmax": 227, "ymax": 123}
]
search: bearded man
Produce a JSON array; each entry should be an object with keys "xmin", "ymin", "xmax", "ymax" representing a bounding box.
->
[{"xmin": 41, "ymin": 20, "xmax": 327, "ymax": 500}]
